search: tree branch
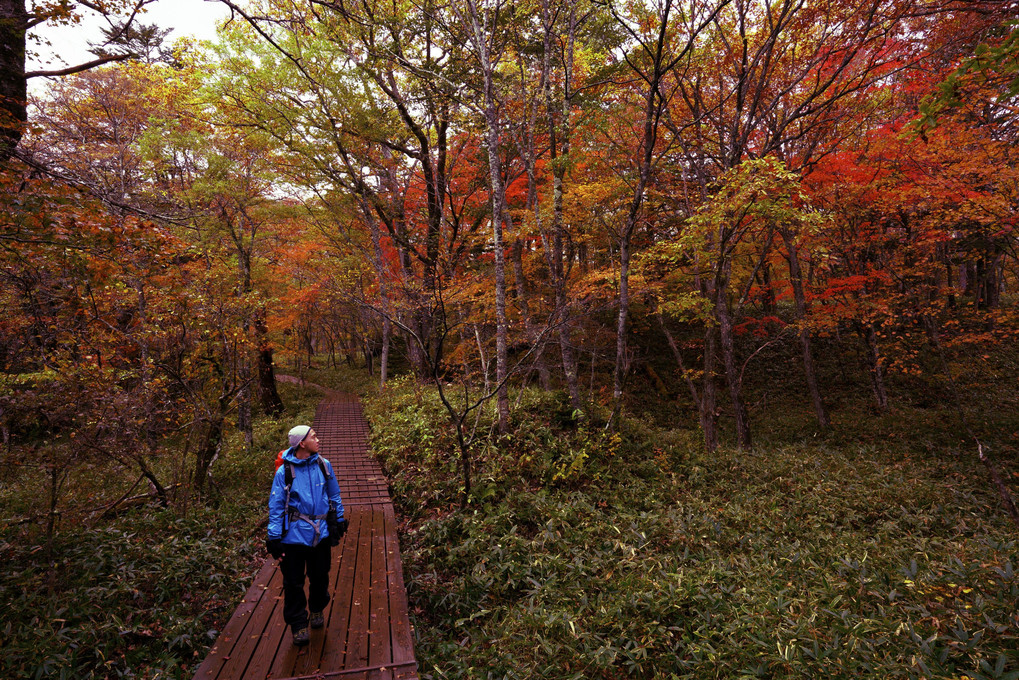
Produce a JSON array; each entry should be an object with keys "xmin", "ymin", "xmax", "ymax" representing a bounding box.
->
[{"xmin": 26, "ymin": 53, "xmax": 133, "ymax": 79}]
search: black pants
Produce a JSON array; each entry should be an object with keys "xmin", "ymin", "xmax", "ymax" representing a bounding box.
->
[{"xmin": 280, "ymin": 541, "xmax": 332, "ymax": 632}]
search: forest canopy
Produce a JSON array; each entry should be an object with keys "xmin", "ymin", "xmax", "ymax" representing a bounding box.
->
[{"xmin": 5, "ymin": 0, "xmax": 1018, "ymax": 485}]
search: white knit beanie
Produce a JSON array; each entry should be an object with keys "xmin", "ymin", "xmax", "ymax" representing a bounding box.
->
[{"xmin": 288, "ymin": 425, "xmax": 311, "ymax": 448}]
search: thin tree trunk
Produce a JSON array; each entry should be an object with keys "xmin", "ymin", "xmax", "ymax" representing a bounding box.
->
[
  {"xmin": 461, "ymin": 0, "xmax": 510, "ymax": 433},
  {"xmin": 137, "ymin": 449, "xmax": 169, "ymax": 507},
  {"xmin": 256, "ymin": 316, "xmax": 285, "ymax": 417},
  {"xmin": 614, "ymin": 237, "xmax": 633, "ymax": 404},
  {"xmin": 237, "ymin": 371, "xmax": 252, "ymax": 445},
  {"xmin": 701, "ymin": 324, "xmax": 719, "ymax": 451},
  {"xmin": 656, "ymin": 310, "xmax": 718, "ymax": 448},
  {"xmin": 364, "ymin": 337, "xmax": 374, "ymax": 376},
  {"xmin": 485, "ymin": 121, "xmax": 510, "ymax": 434},
  {"xmin": 380, "ymin": 316, "xmax": 391, "ymax": 389},
  {"xmin": 759, "ymin": 263, "xmax": 777, "ymax": 315},
  {"xmin": 714, "ymin": 268, "xmax": 751, "ymax": 449},
  {"xmin": 46, "ymin": 465, "xmax": 61, "ymax": 549},
  {"xmin": 781, "ymin": 229, "xmax": 829, "ymax": 429},
  {"xmin": 612, "ymin": 0, "xmax": 675, "ymax": 408},
  {"xmin": 511, "ymin": 240, "xmax": 551, "ymax": 389},
  {"xmin": 859, "ymin": 322, "xmax": 888, "ymax": 412},
  {"xmin": 541, "ymin": 0, "xmax": 582, "ymax": 410},
  {"xmin": 193, "ymin": 414, "xmax": 224, "ymax": 498}
]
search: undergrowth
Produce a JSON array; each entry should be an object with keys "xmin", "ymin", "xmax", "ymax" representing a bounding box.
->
[
  {"xmin": 364, "ymin": 376, "xmax": 1019, "ymax": 679},
  {"xmin": 0, "ymin": 380, "xmax": 324, "ymax": 679},
  {"xmin": 2, "ymin": 348, "xmax": 1017, "ymax": 680}
]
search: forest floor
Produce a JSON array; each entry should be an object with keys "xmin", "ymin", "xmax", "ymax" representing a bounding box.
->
[
  {"xmin": 0, "ymin": 376, "xmax": 329, "ymax": 680},
  {"xmin": 1, "ymin": 347, "xmax": 1017, "ymax": 679},
  {"xmin": 359, "ymin": 337, "xmax": 1019, "ymax": 680}
]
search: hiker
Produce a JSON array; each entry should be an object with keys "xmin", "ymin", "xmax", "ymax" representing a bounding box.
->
[{"xmin": 266, "ymin": 425, "xmax": 347, "ymax": 646}]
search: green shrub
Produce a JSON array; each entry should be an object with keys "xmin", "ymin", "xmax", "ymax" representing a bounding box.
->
[{"xmin": 365, "ymin": 378, "xmax": 1019, "ymax": 680}]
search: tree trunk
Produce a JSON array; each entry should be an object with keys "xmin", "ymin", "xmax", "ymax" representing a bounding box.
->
[
  {"xmin": 511, "ymin": 240, "xmax": 550, "ymax": 389},
  {"xmin": 613, "ymin": 237, "xmax": 633, "ymax": 404},
  {"xmin": 0, "ymin": 0, "xmax": 27, "ymax": 161},
  {"xmin": 237, "ymin": 376, "xmax": 253, "ymax": 446},
  {"xmin": 137, "ymin": 450, "xmax": 169, "ymax": 507},
  {"xmin": 859, "ymin": 321, "xmax": 888, "ymax": 412},
  {"xmin": 46, "ymin": 464, "xmax": 62, "ymax": 550},
  {"xmin": 701, "ymin": 324, "xmax": 719, "ymax": 452},
  {"xmin": 363, "ymin": 337, "xmax": 374, "ymax": 376},
  {"xmin": 407, "ymin": 325, "xmax": 426, "ymax": 379},
  {"xmin": 256, "ymin": 316, "xmax": 285, "ymax": 417},
  {"xmin": 945, "ymin": 256, "xmax": 956, "ymax": 310},
  {"xmin": 716, "ymin": 284, "xmax": 751, "ymax": 449},
  {"xmin": 976, "ymin": 257, "xmax": 988, "ymax": 309},
  {"xmin": 489, "ymin": 159, "xmax": 510, "ymax": 434},
  {"xmin": 193, "ymin": 415, "xmax": 224, "ymax": 497},
  {"xmin": 462, "ymin": 0, "xmax": 510, "ymax": 433},
  {"xmin": 541, "ymin": 0, "xmax": 582, "ymax": 411},
  {"xmin": 380, "ymin": 315, "xmax": 391, "ymax": 389},
  {"xmin": 612, "ymin": 8, "xmax": 671, "ymax": 407},
  {"xmin": 759, "ymin": 263, "xmax": 777, "ymax": 315},
  {"xmin": 656, "ymin": 310, "xmax": 717, "ymax": 449},
  {"xmin": 781, "ymin": 229, "xmax": 829, "ymax": 429}
]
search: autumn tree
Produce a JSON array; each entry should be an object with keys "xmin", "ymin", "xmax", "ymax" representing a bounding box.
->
[
  {"xmin": 633, "ymin": 0, "xmax": 958, "ymax": 448},
  {"xmin": 0, "ymin": 0, "xmax": 158, "ymax": 161}
]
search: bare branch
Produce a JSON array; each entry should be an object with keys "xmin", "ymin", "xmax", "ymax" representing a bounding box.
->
[{"xmin": 26, "ymin": 53, "xmax": 133, "ymax": 79}]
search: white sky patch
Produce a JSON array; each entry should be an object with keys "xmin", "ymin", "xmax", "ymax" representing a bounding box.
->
[{"xmin": 28, "ymin": 0, "xmax": 232, "ymax": 74}]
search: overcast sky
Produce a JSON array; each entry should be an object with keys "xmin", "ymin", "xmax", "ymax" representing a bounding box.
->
[{"xmin": 28, "ymin": 0, "xmax": 232, "ymax": 73}]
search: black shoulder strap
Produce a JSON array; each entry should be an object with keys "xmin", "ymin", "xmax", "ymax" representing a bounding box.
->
[
  {"xmin": 282, "ymin": 461, "xmax": 294, "ymax": 535},
  {"xmin": 285, "ymin": 459, "xmax": 328, "ymax": 488}
]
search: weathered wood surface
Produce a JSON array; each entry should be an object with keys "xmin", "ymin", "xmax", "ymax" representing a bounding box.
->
[{"xmin": 193, "ymin": 393, "xmax": 418, "ymax": 680}]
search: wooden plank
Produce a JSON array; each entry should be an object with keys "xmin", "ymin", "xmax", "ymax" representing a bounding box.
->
[
  {"xmin": 194, "ymin": 387, "xmax": 418, "ymax": 680},
  {"xmin": 266, "ymin": 547, "xmax": 336, "ymax": 677},
  {"xmin": 193, "ymin": 558, "xmax": 278, "ymax": 680},
  {"xmin": 291, "ymin": 560, "xmax": 329, "ymax": 678},
  {"xmin": 383, "ymin": 505, "xmax": 415, "ymax": 665},
  {"xmin": 215, "ymin": 566, "xmax": 284, "ymax": 679},
  {"xmin": 245, "ymin": 578, "xmax": 289, "ymax": 678},
  {"xmin": 343, "ymin": 505, "xmax": 376, "ymax": 671},
  {"xmin": 318, "ymin": 508, "xmax": 362, "ymax": 671},
  {"xmin": 368, "ymin": 506, "xmax": 391, "ymax": 669},
  {"xmin": 291, "ymin": 532, "xmax": 349, "ymax": 677},
  {"xmin": 265, "ymin": 620, "xmax": 306, "ymax": 679}
]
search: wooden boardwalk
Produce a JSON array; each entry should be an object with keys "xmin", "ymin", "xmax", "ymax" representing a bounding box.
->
[{"xmin": 193, "ymin": 392, "xmax": 418, "ymax": 680}]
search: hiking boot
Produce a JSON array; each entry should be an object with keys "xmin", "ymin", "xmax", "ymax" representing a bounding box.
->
[
  {"xmin": 292, "ymin": 627, "xmax": 310, "ymax": 646},
  {"xmin": 309, "ymin": 610, "xmax": 325, "ymax": 629}
]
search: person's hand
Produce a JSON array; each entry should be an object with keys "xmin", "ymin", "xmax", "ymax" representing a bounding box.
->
[
  {"xmin": 266, "ymin": 537, "xmax": 285, "ymax": 559},
  {"xmin": 327, "ymin": 518, "xmax": 348, "ymax": 546}
]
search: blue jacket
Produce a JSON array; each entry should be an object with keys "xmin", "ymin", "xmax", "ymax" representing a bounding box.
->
[{"xmin": 267, "ymin": 448, "xmax": 344, "ymax": 545}]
